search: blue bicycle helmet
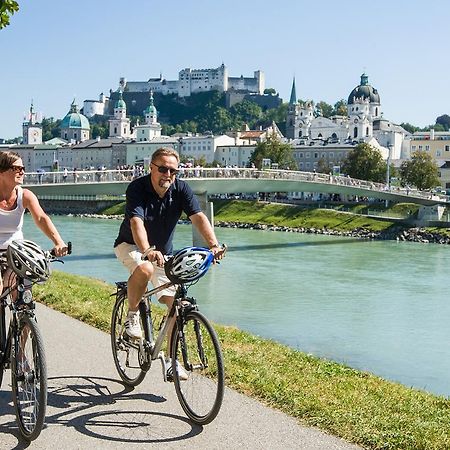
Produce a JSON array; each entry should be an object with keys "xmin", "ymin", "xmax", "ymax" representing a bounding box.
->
[{"xmin": 165, "ymin": 247, "xmax": 214, "ymax": 284}]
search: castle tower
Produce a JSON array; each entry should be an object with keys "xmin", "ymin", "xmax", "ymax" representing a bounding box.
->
[{"xmin": 22, "ymin": 101, "xmax": 42, "ymax": 145}]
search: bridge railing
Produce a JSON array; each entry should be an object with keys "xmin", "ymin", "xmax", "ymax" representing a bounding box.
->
[{"xmin": 22, "ymin": 168, "xmax": 445, "ymax": 202}]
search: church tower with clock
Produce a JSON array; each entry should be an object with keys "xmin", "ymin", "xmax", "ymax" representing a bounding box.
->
[{"xmin": 22, "ymin": 101, "xmax": 43, "ymax": 145}]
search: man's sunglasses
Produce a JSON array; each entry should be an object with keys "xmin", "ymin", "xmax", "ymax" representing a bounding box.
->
[
  {"xmin": 151, "ymin": 162, "xmax": 179, "ymax": 175},
  {"xmin": 10, "ymin": 165, "xmax": 25, "ymax": 174}
]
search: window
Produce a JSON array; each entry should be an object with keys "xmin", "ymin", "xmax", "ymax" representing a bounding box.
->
[
  {"xmin": 446, "ymin": 145, "xmax": 450, "ymax": 152},
  {"xmin": 418, "ymin": 145, "xmax": 423, "ymax": 150},
  {"xmin": 411, "ymin": 145, "xmax": 416, "ymax": 151},
  {"xmin": 353, "ymin": 127, "xmax": 358, "ymax": 138},
  {"xmin": 437, "ymin": 150, "xmax": 442, "ymax": 157}
]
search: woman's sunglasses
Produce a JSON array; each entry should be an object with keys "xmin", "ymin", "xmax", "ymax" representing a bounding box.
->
[
  {"xmin": 151, "ymin": 162, "xmax": 179, "ymax": 175},
  {"xmin": 10, "ymin": 165, "xmax": 25, "ymax": 174}
]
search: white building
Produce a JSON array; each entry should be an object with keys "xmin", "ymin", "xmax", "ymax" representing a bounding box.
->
[
  {"xmin": 83, "ymin": 93, "xmax": 109, "ymax": 118},
  {"xmin": 115, "ymin": 64, "xmax": 264, "ymax": 98},
  {"xmin": 180, "ymin": 134, "xmax": 235, "ymax": 164},
  {"xmin": 286, "ymin": 73, "xmax": 407, "ymax": 161},
  {"xmin": 133, "ymin": 91, "xmax": 162, "ymax": 141},
  {"xmin": 126, "ymin": 137, "xmax": 180, "ymax": 166}
]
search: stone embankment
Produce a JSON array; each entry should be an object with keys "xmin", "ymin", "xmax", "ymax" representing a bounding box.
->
[
  {"xmin": 72, "ymin": 214, "xmax": 450, "ymax": 245},
  {"xmin": 214, "ymin": 220, "xmax": 450, "ymax": 245}
]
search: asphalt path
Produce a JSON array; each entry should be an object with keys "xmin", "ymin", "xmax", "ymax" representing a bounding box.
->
[{"xmin": 0, "ymin": 304, "xmax": 361, "ymax": 449}]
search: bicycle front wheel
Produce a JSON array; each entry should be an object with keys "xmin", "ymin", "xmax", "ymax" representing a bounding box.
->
[
  {"xmin": 111, "ymin": 295, "xmax": 146, "ymax": 386},
  {"xmin": 11, "ymin": 314, "xmax": 47, "ymax": 441},
  {"xmin": 171, "ymin": 310, "xmax": 224, "ymax": 425}
]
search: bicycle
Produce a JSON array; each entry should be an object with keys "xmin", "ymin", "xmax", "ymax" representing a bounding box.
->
[
  {"xmin": 0, "ymin": 239, "xmax": 71, "ymax": 441},
  {"xmin": 111, "ymin": 245, "xmax": 226, "ymax": 425}
]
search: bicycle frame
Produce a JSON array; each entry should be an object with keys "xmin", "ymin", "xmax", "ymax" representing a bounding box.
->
[{"xmin": 115, "ymin": 280, "xmax": 195, "ymax": 371}]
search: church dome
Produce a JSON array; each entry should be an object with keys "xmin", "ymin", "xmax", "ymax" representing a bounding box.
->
[
  {"xmin": 61, "ymin": 100, "xmax": 90, "ymax": 129},
  {"xmin": 347, "ymin": 73, "xmax": 380, "ymax": 105}
]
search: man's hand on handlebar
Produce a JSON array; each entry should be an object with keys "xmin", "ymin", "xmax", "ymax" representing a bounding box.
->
[
  {"xmin": 142, "ymin": 248, "xmax": 165, "ymax": 267},
  {"xmin": 210, "ymin": 243, "xmax": 227, "ymax": 263}
]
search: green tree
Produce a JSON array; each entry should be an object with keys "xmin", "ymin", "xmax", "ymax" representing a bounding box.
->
[
  {"xmin": 317, "ymin": 158, "xmax": 331, "ymax": 174},
  {"xmin": 250, "ymin": 133, "xmax": 297, "ymax": 170},
  {"xmin": 263, "ymin": 88, "xmax": 277, "ymax": 95},
  {"xmin": 0, "ymin": 0, "xmax": 19, "ymax": 29},
  {"xmin": 316, "ymin": 101, "xmax": 333, "ymax": 118},
  {"xmin": 333, "ymin": 99, "xmax": 348, "ymax": 116},
  {"xmin": 41, "ymin": 117, "xmax": 61, "ymax": 141},
  {"xmin": 399, "ymin": 150, "xmax": 440, "ymax": 190},
  {"xmin": 400, "ymin": 122, "xmax": 421, "ymax": 134},
  {"xmin": 436, "ymin": 114, "xmax": 450, "ymax": 131},
  {"xmin": 341, "ymin": 143, "xmax": 386, "ymax": 182}
]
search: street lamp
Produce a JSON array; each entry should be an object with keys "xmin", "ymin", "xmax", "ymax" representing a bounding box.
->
[{"xmin": 386, "ymin": 143, "xmax": 393, "ymax": 190}]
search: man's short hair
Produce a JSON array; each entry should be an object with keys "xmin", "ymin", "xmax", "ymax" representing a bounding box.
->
[{"xmin": 151, "ymin": 147, "xmax": 180, "ymax": 163}]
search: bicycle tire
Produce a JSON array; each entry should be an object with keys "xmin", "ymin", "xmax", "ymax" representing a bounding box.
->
[
  {"xmin": 111, "ymin": 295, "xmax": 146, "ymax": 386},
  {"xmin": 0, "ymin": 304, "xmax": 6, "ymax": 389},
  {"xmin": 11, "ymin": 314, "xmax": 47, "ymax": 441},
  {"xmin": 171, "ymin": 310, "xmax": 224, "ymax": 425}
]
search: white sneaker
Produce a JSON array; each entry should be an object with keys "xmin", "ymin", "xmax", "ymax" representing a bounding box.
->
[
  {"xmin": 166, "ymin": 358, "xmax": 189, "ymax": 382},
  {"xmin": 124, "ymin": 310, "xmax": 142, "ymax": 339}
]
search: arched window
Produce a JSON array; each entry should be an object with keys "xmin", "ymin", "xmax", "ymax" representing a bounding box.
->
[
  {"xmin": 299, "ymin": 130, "xmax": 302, "ymax": 137},
  {"xmin": 366, "ymin": 127, "xmax": 369, "ymax": 136},
  {"xmin": 318, "ymin": 133, "xmax": 322, "ymax": 138},
  {"xmin": 375, "ymin": 107, "xmax": 378, "ymax": 116},
  {"xmin": 353, "ymin": 127, "xmax": 358, "ymax": 138},
  {"xmin": 331, "ymin": 133, "xmax": 337, "ymax": 139}
]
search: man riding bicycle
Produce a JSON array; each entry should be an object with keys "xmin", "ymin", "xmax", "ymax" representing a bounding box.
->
[{"xmin": 114, "ymin": 147, "xmax": 225, "ymax": 380}]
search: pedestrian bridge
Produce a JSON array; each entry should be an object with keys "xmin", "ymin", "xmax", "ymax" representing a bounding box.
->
[{"xmin": 23, "ymin": 168, "xmax": 448, "ymax": 207}]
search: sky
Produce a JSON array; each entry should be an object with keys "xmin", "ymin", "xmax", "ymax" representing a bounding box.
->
[{"xmin": 0, "ymin": 0, "xmax": 449, "ymax": 139}]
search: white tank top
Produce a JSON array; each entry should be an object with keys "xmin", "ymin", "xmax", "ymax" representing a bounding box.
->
[{"xmin": 0, "ymin": 186, "xmax": 25, "ymax": 250}]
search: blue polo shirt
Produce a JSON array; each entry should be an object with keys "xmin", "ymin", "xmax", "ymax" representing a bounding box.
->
[{"xmin": 114, "ymin": 175, "xmax": 201, "ymax": 254}]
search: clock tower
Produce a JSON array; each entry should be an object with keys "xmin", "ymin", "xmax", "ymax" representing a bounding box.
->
[{"xmin": 22, "ymin": 101, "xmax": 43, "ymax": 145}]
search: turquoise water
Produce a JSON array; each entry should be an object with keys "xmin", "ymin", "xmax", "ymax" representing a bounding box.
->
[{"xmin": 24, "ymin": 216, "xmax": 450, "ymax": 398}]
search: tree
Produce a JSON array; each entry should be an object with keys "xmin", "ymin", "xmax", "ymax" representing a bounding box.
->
[
  {"xmin": 400, "ymin": 122, "xmax": 421, "ymax": 134},
  {"xmin": 315, "ymin": 101, "xmax": 333, "ymax": 118},
  {"xmin": 263, "ymin": 88, "xmax": 277, "ymax": 95},
  {"xmin": 399, "ymin": 150, "xmax": 440, "ymax": 190},
  {"xmin": 0, "ymin": 0, "xmax": 19, "ymax": 29},
  {"xmin": 250, "ymin": 133, "xmax": 297, "ymax": 170},
  {"xmin": 341, "ymin": 143, "xmax": 386, "ymax": 182},
  {"xmin": 333, "ymin": 99, "xmax": 348, "ymax": 116},
  {"xmin": 436, "ymin": 114, "xmax": 450, "ymax": 131}
]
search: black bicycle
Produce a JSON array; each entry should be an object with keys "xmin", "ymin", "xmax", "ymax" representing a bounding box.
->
[
  {"xmin": 0, "ymin": 240, "xmax": 71, "ymax": 440},
  {"xmin": 111, "ymin": 245, "xmax": 226, "ymax": 425}
]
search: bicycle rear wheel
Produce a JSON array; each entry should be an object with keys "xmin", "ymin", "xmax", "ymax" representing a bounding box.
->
[
  {"xmin": 171, "ymin": 310, "xmax": 224, "ymax": 425},
  {"xmin": 0, "ymin": 304, "xmax": 6, "ymax": 389},
  {"xmin": 11, "ymin": 314, "xmax": 47, "ymax": 441},
  {"xmin": 111, "ymin": 295, "xmax": 146, "ymax": 386}
]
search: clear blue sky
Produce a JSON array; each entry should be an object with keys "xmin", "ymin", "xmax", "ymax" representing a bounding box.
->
[{"xmin": 0, "ymin": 0, "xmax": 448, "ymax": 138}]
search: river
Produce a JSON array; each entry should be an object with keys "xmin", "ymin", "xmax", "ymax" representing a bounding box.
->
[{"xmin": 23, "ymin": 215, "xmax": 450, "ymax": 398}]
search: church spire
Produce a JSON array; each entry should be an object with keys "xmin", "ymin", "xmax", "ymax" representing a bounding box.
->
[{"xmin": 289, "ymin": 77, "xmax": 297, "ymax": 105}]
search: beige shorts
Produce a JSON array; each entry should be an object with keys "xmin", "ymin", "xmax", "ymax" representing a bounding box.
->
[{"xmin": 114, "ymin": 242, "xmax": 176, "ymax": 301}]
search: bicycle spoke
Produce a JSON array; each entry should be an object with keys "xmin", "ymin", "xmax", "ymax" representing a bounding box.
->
[
  {"xmin": 11, "ymin": 315, "xmax": 47, "ymax": 440},
  {"xmin": 171, "ymin": 310, "xmax": 224, "ymax": 425}
]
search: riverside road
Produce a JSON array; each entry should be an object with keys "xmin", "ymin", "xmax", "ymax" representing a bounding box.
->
[{"xmin": 0, "ymin": 304, "xmax": 361, "ymax": 449}]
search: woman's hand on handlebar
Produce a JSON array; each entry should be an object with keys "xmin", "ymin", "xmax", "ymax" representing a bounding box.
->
[{"xmin": 51, "ymin": 241, "xmax": 72, "ymax": 257}]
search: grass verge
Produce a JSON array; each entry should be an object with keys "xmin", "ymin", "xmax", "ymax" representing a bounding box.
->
[{"xmin": 34, "ymin": 271, "xmax": 450, "ymax": 450}]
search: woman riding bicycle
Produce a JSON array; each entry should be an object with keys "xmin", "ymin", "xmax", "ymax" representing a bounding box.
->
[{"xmin": 0, "ymin": 150, "xmax": 68, "ymax": 292}]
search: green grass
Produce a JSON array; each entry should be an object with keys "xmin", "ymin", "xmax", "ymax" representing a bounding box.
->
[{"xmin": 34, "ymin": 271, "xmax": 450, "ymax": 450}]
